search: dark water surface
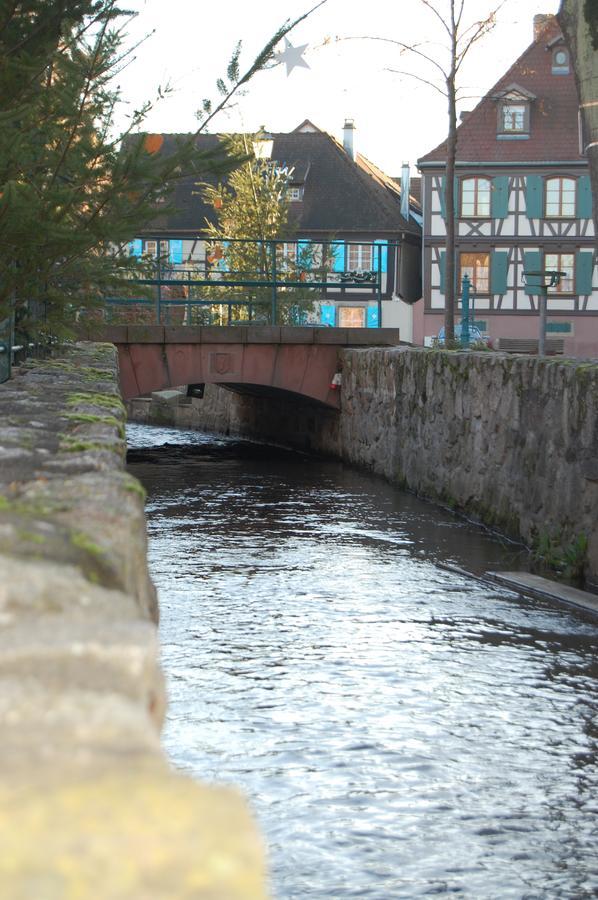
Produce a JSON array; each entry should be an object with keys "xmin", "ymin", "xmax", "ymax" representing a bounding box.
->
[{"xmin": 127, "ymin": 423, "xmax": 598, "ymax": 900}]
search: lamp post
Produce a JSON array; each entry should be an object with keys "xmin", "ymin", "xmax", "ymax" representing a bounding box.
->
[
  {"xmin": 460, "ymin": 274, "xmax": 471, "ymax": 346},
  {"xmin": 252, "ymin": 127, "xmax": 274, "ymax": 161},
  {"xmin": 521, "ymin": 269, "xmax": 566, "ymax": 356}
]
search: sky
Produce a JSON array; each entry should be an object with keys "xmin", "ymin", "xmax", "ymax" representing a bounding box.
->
[{"xmin": 116, "ymin": 0, "xmax": 561, "ymax": 175}]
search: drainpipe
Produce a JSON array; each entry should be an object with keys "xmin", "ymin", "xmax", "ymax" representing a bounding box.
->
[{"xmin": 401, "ymin": 162, "xmax": 410, "ymax": 221}]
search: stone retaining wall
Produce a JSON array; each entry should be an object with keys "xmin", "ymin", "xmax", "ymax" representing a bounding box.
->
[
  {"xmin": 130, "ymin": 349, "xmax": 598, "ymax": 586},
  {"xmin": 0, "ymin": 344, "xmax": 265, "ymax": 899}
]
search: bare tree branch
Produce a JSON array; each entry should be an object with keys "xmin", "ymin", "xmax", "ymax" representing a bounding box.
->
[
  {"xmin": 196, "ymin": 0, "xmax": 328, "ymax": 134},
  {"xmin": 337, "ymin": 35, "xmax": 449, "ymax": 80},
  {"xmin": 385, "ymin": 67, "xmax": 448, "ymax": 97}
]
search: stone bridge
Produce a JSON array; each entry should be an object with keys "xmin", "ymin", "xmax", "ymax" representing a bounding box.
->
[{"xmin": 85, "ymin": 325, "xmax": 402, "ymax": 407}]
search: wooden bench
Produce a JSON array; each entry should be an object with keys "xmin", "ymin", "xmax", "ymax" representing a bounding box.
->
[{"xmin": 496, "ymin": 337, "xmax": 565, "ymax": 355}]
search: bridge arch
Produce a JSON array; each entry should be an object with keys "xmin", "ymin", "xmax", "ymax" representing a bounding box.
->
[{"xmin": 87, "ymin": 324, "xmax": 401, "ymax": 408}]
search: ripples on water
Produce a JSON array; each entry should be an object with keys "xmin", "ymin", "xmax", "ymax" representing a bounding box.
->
[{"xmin": 127, "ymin": 423, "xmax": 598, "ymax": 900}]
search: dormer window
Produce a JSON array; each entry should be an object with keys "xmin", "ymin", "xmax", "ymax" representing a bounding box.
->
[
  {"xmin": 288, "ymin": 186, "xmax": 304, "ymax": 201},
  {"xmin": 495, "ymin": 85, "xmax": 534, "ymax": 140},
  {"xmin": 552, "ymin": 47, "xmax": 570, "ymax": 74},
  {"xmin": 501, "ymin": 103, "xmax": 527, "ymax": 133}
]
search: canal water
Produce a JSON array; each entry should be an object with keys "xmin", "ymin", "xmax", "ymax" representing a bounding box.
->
[{"xmin": 127, "ymin": 422, "xmax": 598, "ymax": 900}]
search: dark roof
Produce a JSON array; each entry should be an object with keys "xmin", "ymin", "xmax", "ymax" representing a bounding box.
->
[
  {"xmin": 418, "ymin": 16, "xmax": 583, "ymax": 166},
  {"xmin": 135, "ymin": 129, "xmax": 420, "ymax": 236}
]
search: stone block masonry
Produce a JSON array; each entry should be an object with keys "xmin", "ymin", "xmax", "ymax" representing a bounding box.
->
[
  {"xmin": 130, "ymin": 349, "xmax": 598, "ymax": 588},
  {"xmin": 0, "ymin": 344, "xmax": 266, "ymax": 899}
]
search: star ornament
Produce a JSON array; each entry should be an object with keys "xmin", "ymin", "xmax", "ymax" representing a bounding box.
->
[{"xmin": 274, "ymin": 38, "xmax": 310, "ymax": 77}]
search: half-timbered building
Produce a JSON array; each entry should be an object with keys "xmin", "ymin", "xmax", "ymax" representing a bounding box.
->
[{"xmin": 416, "ymin": 14, "xmax": 596, "ymax": 355}]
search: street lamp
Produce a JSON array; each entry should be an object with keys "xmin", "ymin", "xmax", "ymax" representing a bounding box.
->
[
  {"xmin": 252, "ymin": 127, "xmax": 274, "ymax": 161},
  {"xmin": 521, "ymin": 269, "xmax": 566, "ymax": 356}
]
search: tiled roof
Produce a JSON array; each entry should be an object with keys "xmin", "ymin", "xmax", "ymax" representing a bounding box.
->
[
  {"xmin": 418, "ymin": 16, "xmax": 583, "ymax": 165},
  {"xmin": 132, "ymin": 129, "xmax": 420, "ymax": 236}
]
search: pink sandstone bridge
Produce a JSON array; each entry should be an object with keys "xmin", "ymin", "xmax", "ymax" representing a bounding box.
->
[{"xmin": 84, "ymin": 325, "xmax": 402, "ymax": 408}]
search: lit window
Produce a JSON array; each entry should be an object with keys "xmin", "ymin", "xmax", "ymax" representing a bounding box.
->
[
  {"xmin": 144, "ymin": 240, "xmax": 157, "ymax": 257},
  {"xmin": 545, "ymin": 177, "xmax": 576, "ymax": 218},
  {"xmin": 545, "ymin": 253, "xmax": 575, "ymax": 293},
  {"xmin": 347, "ymin": 243, "xmax": 373, "ymax": 271},
  {"xmin": 459, "ymin": 252, "xmax": 490, "ymax": 294},
  {"xmin": 461, "ymin": 178, "xmax": 491, "ymax": 217},
  {"xmin": 288, "ymin": 187, "xmax": 303, "ymax": 201},
  {"xmin": 500, "ymin": 103, "xmax": 528, "ymax": 133},
  {"xmin": 338, "ymin": 307, "xmax": 366, "ymax": 327}
]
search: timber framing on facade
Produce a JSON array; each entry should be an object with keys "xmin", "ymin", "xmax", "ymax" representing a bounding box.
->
[{"xmin": 416, "ymin": 14, "xmax": 597, "ymax": 355}]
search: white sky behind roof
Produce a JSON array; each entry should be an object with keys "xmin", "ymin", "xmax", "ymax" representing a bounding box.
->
[{"xmin": 117, "ymin": 0, "xmax": 561, "ymax": 175}]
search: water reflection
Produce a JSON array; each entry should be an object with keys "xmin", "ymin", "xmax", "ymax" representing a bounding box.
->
[{"xmin": 128, "ymin": 423, "xmax": 598, "ymax": 900}]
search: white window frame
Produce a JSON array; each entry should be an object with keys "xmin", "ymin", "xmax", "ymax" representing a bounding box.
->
[{"xmin": 347, "ymin": 243, "xmax": 373, "ymax": 272}]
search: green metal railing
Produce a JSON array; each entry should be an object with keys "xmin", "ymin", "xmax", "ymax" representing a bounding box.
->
[{"xmin": 105, "ymin": 237, "xmax": 393, "ymax": 327}]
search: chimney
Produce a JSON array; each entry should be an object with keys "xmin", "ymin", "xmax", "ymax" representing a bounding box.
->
[
  {"xmin": 342, "ymin": 119, "xmax": 355, "ymax": 160},
  {"xmin": 533, "ymin": 13, "xmax": 553, "ymax": 40},
  {"xmin": 401, "ymin": 162, "xmax": 410, "ymax": 220}
]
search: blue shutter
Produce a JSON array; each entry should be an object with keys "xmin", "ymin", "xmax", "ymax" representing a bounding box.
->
[
  {"xmin": 372, "ymin": 240, "xmax": 388, "ymax": 273},
  {"xmin": 169, "ymin": 239, "xmax": 183, "ymax": 264},
  {"xmin": 330, "ymin": 241, "xmax": 345, "ymax": 272},
  {"xmin": 320, "ymin": 304, "xmax": 336, "ymax": 326},
  {"xmin": 439, "ymin": 177, "xmax": 447, "ymax": 221},
  {"xmin": 438, "ymin": 251, "xmax": 446, "ymax": 294},
  {"xmin": 439, "ymin": 177, "xmax": 458, "ymax": 220},
  {"xmin": 129, "ymin": 238, "xmax": 143, "ymax": 257},
  {"xmin": 297, "ymin": 239, "xmax": 311, "ymax": 273},
  {"xmin": 490, "ymin": 251, "xmax": 509, "ymax": 295},
  {"xmin": 491, "ymin": 177, "xmax": 509, "ymax": 218},
  {"xmin": 575, "ymin": 250, "xmax": 594, "ymax": 295},
  {"xmin": 367, "ymin": 306, "xmax": 380, "ymax": 328},
  {"xmin": 523, "ymin": 251, "xmax": 542, "ymax": 294},
  {"xmin": 217, "ymin": 240, "xmax": 229, "ymax": 271},
  {"xmin": 577, "ymin": 176, "xmax": 593, "ymax": 219},
  {"xmin": 525, "ymin": 175, "xmax": 543, "ymax": 219}
]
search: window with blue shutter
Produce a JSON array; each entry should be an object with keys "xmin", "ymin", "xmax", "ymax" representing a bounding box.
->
[
  {"xmin": 491, "ymin": 177, "xmax": 509, "ymax": 218},
  {"xmin": 490, "ymin": 251, "xmax": 509, "ymax": 294},
  {"xmin": 372, "ymin": 240, "xmax": 388, "ymax": 273},
  {"xmin": 129, "ymin": 238, "xmax": 143, "ymax": 257},
  {"xmin": 320, "ymin": 304, "xmax": 336, "ymax": 326},
  {"xmin": 438, "ymin": 251, "xmax": 446, "ymax": 294},
  {"xmin": 523, "ymin": 250, "xmax": 542, "ymax": 293},
  {"xmin": 575, "ymin": 250, "xmax": 594, "ymax": 295},
  {"xmin": 576, "ymin": 176, "xmax": 593, "ymax": 219},
  {"xmin": 366, "ymin": 306, "xmax": 380, "ymax": 328},
  {"xmin": 169, "ymin": 239, "xmax": 183, "ymax": 264},
  {"xmin": 525, "ymin": 176, "xmax": 543, "ymax": 218}
]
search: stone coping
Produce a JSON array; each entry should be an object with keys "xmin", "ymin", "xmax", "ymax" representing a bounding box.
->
[
  {"xmin": 0, "ymin": 343, "xmax": 266, "ymax": 898},
  {"xmin": 78, "ymin": 323, "xmax": 402, "ymax": 346}
]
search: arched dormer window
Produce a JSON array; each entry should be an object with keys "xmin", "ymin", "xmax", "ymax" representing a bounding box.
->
[
  {"xmin": 460, "ymin": 177, "xmax": 491, "ymax": 217},
  {"xmin": 545, "ymin": 176, "xmax": 576, "ymax": 218}
]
